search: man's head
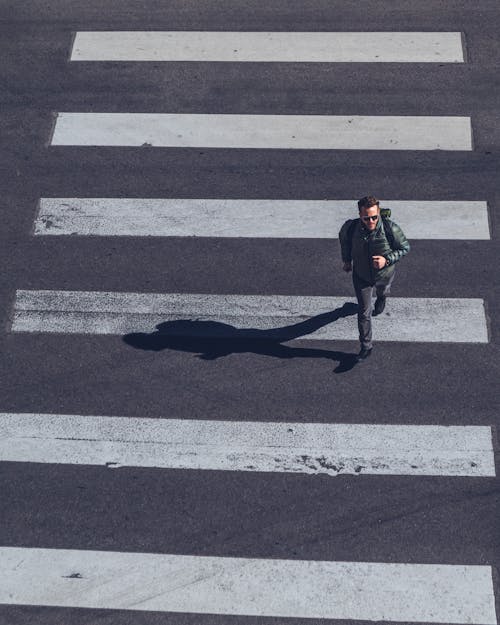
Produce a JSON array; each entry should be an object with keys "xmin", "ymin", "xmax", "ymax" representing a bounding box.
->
[{"xmin": 358, "ymin": 195, "xmax": 380, "ymax": 232}]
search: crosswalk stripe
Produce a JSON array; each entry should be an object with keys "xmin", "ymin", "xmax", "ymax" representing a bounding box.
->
[
  {"xmin": 0, "ymin": 547, "xmax": 495, "ymax": 623},
  {"xmin": 50, "ymin": 113, "xmax": 473, "ymax": 150},
  {"xmin": 70, "ymin": 31, "xmax": 465, "ymax": 63},
  {"xmin": 35, "ymin": 198, "xmax": 490, "ymax": 239},
  {"xmin": 11, "ymin": 290, "xmax": 489, "ymax": 343},
  {"xmin": 1, "ymin": 413, "xmax": 494, "ymax": 477}
]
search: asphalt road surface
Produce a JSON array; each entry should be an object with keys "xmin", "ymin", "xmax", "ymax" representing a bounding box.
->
[{"xmin": 0, "ymin": 1, "xmax": 499, "ymax": 624}]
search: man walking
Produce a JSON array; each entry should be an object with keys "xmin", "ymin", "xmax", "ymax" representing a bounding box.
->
[{"xmin": 339, "ymin": 196, "xmax": 410, "ymax": 362}]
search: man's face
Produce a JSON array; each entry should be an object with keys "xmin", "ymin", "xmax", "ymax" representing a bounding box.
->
[{"xmin": 359, "ymin": 204, "xmax": 380, "ymax": 231}]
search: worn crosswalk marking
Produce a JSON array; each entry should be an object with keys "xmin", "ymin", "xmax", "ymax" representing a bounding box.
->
[
  {"xmin": 70, "ymin": 31, "xmax": 465, "ymax": 63},
  {"xmin": 11, "ymin": 290, "xmax": 489, "ymax": 343},
  {"xmin": 50, "ymin": 113, "xmax": 473, "ymax": 150},
  {"xmin": 34, "ymin": 198, "xmax": 490, "ymax": 239},
  {"xmin": 0, "ymin": 547, "xmax": 495, "ymax": 623},
  {"xmin": 0, "ymin": 413, "xmax": 494, "ymax": 476}
]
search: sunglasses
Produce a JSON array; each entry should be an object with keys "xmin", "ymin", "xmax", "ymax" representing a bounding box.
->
[{"xmin": 362, "ymin": 215, "xmax": 379, "ymax": 222}]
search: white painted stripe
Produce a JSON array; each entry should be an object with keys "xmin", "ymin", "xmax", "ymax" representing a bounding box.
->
[
  {"xmin": 71, "ymin": 31, "xmax": 465, "ymax": 63},
  {"xmin": 11, "ymin": 291, "xmax": 489, "ymax": 343},
  {"xmin": 35, "ymin": 198, "xmax": 490, "ymax": 240},
  {"xmin": 0, "ymin": 547, "xmax": 495, "ymax": 623},
  {"xmin": 51, "ymin": 113, "xmax": 473, "ymax": 151},
  {"xmin": 0, "ymin": 413, "xmax": 494, "ymax": 477}
]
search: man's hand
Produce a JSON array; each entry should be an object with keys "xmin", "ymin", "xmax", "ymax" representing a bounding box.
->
[
  {"xmin": 372, "ymin": 255, "xmax": 388, "ymax": 269},
  {"xmin": 343, "ymin": 261, "xmax": 352, "ymax": 272}
]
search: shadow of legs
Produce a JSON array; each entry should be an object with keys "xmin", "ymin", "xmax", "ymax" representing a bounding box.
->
[{"xmin": 123, "ymin": 302, "xmax": 360, "ymax": 371}]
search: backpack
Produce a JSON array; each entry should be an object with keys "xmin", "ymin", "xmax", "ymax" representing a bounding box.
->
[{"xmin": 346, "ymin": 207, "xmax": 395, "ymax": 249}]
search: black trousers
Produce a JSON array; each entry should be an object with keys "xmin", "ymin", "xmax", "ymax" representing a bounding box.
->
[{"xmin": 353, "ymin": 271, "xmax": 395, "ymax": 349}]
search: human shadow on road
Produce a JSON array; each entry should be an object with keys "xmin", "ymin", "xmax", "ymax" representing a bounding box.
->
[{"xmin": 123, "ymin": 302, "xmax": 360, "ymax": 373}]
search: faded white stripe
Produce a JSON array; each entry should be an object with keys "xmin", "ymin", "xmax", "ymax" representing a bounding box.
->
[
  {"xmin": 51, "ymin": 113, "xmax": 473, "ymax": 151},
  {"xmin": 0, "ymin": 547, "xmax": 495, "ymax": 623},
  {"xmin": 71, "ymin": 31, "xmax": 465, "ymax": 63},
  {"xmin": 35, "ymin": 198, "xmax": 490, "ymax": 240},
  {"xmin": 0, "ymin": 413, "xmax": 494, "ymax": 477},
  {"xmin": 11, "ymin": 290, "xmax": 489, "ymax": 343}
]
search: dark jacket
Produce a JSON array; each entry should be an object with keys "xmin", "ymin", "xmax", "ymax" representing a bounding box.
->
[{"xmin": 339, "ymin": 217, "xmax": 410, "ymax": 284}]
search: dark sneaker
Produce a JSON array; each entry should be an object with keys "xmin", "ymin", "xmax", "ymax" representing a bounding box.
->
[
  {"xmin": 356, "ymin": 347, "xmax": 372, "ymax": 362},
  {"xmin": 373, "ymin": 296, "xmax": 386, "ymax": 316}
]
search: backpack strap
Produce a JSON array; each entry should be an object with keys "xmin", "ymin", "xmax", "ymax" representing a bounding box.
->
[
  {"xmin": 342, "ymin": 218, "xmax": 359, "ymax": 262},
  {"xmin": 347, "ymin": 218, "xmax": 359, "ymax": 244},
  {"xmin": 382, "ymin": 218, "xmax": 395, "ymax": 249}
]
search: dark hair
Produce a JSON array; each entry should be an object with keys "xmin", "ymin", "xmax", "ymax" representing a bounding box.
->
[{"xmin": 358, "ymin": 196, "xmax": 379, "ymax": 211}]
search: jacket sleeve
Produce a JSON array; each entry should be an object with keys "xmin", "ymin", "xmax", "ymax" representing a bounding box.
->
[
  {"xmin": 386, "ymin": 221, "xmax": 410, "ymax": 265},
  {"xmin": 339, "ymin": 219, "xmax": 355, "ymax": 263}
]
